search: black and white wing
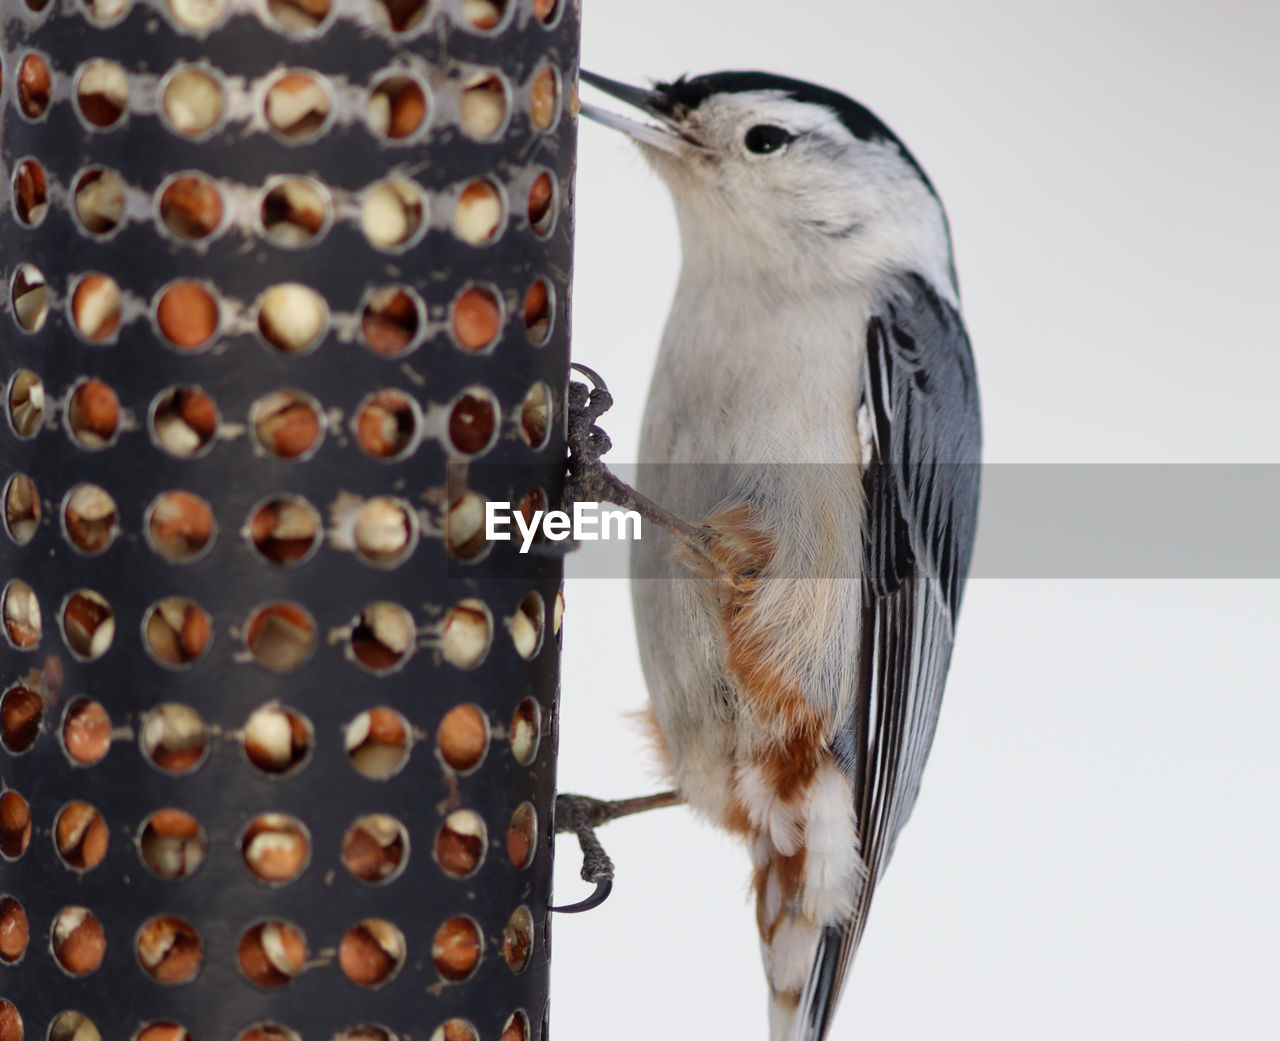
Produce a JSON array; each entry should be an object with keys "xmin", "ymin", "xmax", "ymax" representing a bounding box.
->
[{"xmin": 795, "ymin": 272, "xmax": 981, "ymax": 1041}]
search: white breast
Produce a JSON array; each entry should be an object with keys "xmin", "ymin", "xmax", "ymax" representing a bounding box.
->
[
  {"xmin": 629, "ymin": 269, "xmax": 872, "ymax": 818},
  {"xmin": 639, "ymin": 272, "xmax": 871, "ymax": 473}
]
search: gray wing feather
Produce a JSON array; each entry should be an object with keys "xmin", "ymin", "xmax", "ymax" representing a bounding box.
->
[{"xmin": 794, "ymin": 273, "xmax": 981, "ymax": 1041}]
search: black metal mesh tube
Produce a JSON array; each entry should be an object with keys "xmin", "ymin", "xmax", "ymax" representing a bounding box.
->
[{"xmin": 0, "ymin": 2, "xmax": 575, "ymax": 1039}]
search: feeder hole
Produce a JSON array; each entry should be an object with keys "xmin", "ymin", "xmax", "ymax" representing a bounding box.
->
[
  {"xmin": 245, "ymin": 602, "xmax": 316, "ymax": 672},
  {"xmin": 251, "ymin": 391, "xmax": 323, "ymax": 460},
  {"xmin": 11, "ymin": 266, "xmax": 48, "ymax": 332},
  {"xmin": 461, "ymin": 0, "xmax": 506, "ymax": 31},
  {"xmin": 339, "ymin": 919, "xmax": 405, "ymax": 988},
  {"xmin": 73, "ymin": 168, "xmax": 127, "ymax": 235},
  {"xmin": 247, "ymin": 496, "xmax": 320, "ymax": 564},
  {"xmin": 367, "ymin": 75, "xmax": 427, "ymax": 140},
  {"xmin": 453, "ymin": 179, "xmax": 503, "ymax": 245},
  {"xmin": 266, "ymin": 0, "xmax": 331, "ymax": 32},
  {"xmin": 69, "ymin": 274, "xmax": 122, "ymax": 342},
  {"xmin": 159, "ymin": 173, "xmax": 224, "ymax": 241},
  {"xmin": 17, "ymin": 54, "xmax": 51, "ymax": 120},
  {"xmin": 257, "ymin": 284, "xmax": 327, "ymax": 354},
  {"xmin": 344, "ymin": 707, "xmax": 410, "ymax": 780},
  {"xmin": 434, "ymin": 810, "xmax": 486, "ymax": 879},
  {"xmin": 2, "ymin": 581, "xmax": 41, "ymax": 649},
  {"xmin": 241, "ymin": 814, "xmax": 310, "ymax": 884},
  {"xmin": 137, "ymin": 915, "xmax": 202, "ymax": 984},
  {"xmin": 83, "ymin": 0, "xmax": 132, "ymax": 26},
  {"xmin": 52, "ymin": 907, "xmax": 105, "ymax": 976},
  {"xmin": 161, "ymin": 67, "xmax": 224, "ymax": 137},
  {"xmin": 448, "ymin": 388, "xmax": 498, "ymax": 455},
  {"xmin": 265, "ymin": 71, "xmax": 331, "ymax": 139},
  {"xmin": 260, "ymin": 177, "xmax": 330, "ymax": 248},
  {"xmin": 156, "ymin": 281, "xmax": 220, "ymax": 350},
  {"xmin": 528, "ymin": 172, "xmax": 555, "ymax": 235},
  {"xmin": 361, "ymin": 178, "xmax": 425, "ymax": 250},
  {"xmin": 147, "ymin": 491, "xmax": 215, "ymax": 562},
  {"xmin": 350, "ymin": 602, "xmax": 415, "ymax": 672},
  {"xmin": 54, "ymin": 802, "xmax": 109, "ymax": 870},
  {"xmin": 431, "ymin": 916, "xmax": 481, "ymax": 982},
  {"xmin": 519, "ymin": 383, "xmax": 551, "ymax": 448},
  {"xmin": 360, "ymin": 286, "xmax": 421, "ymax": 356},
  {"xmin": 67, "ymin": 380, "xmax": 120, "ymax": 449},
  {"xmin": 12, "ymin": 159, "xmax": 47, "ymax": 226},
  {"xmin": 8, "ymin": 371, "xmax": 43, "ymax": 437},
  {"xmin": 75, "ymin": 59, "xmax": 129, "ymax": 128},
  {"xmin": 141, "ymin": 704, "xmax": 207, "ymax": 772},
  {"xmin": 510, "ymin": 696, "xmax": 542, "ymax": 764},
  {"xmin": 342, "ymin": 814, "xmax": 408, "ymax": 883},
  {"xmin": 151, "ymin": 386, "xmax": 219, "ymax": 456},
  {"xmin": 459, "ymin": 72, "xmax": 507, "ymax": 140},
  {"xmin": 62, "ymin": 698, "xmax": 111, "ymax": 765},
  {"xmin": 0, "ymin": 1000, "xmax": 19, "ymax": 1041},
  {"xmin": 138, "ymin": 809, "xmax": 206, "ymax": 879},
  {"xmin": 243, "ymin": 703, "xmax": 313, "ymax": 775},
  {"xmin": 50, "ymin": 1012, "xmax": 101, "ymax": 1041},
  {"xmin": 451, "ymin": 286, "xmax": 501, "ymax": 352},
  {"xmin": 143, "ymin": 598, "xmax": 212, "ymax": 667},
  {"xmin": 445, "ymin": 491, "xmax": 489, "ymax": 560},
  {"xmin": 64, "ymin": 484, "xmax": 118, "ymax": 554},
  {"xmin": 507, "ymin": 802, "xmax": 536, "ymax": 869},
  {"xmin": 524, "ymin": 279, "xmax": 552, "ymax": 343},
  {"xmin": 238, "ymin": 921, "xmax": 306, "ymax": 987},
  {"xmin": 3, "ymin": 475, "xmax": 40, "ymax": 544},
  {"xmin": 502, "ymin": 906, "xmax": 533, "ymax": 972},
  {"xmin": 501, "ymin": 1012, "xmax": 530, "ymax": 1041},
  {"xmin": 62, "ymin": 589, "xmax": 114, "ymax": 659},
  {"xmin": 353, "ymin": 496, "xmax": 416, "ymax": 567},
  {"xmin": 0, "ymin": 686, "xmax": 42, "ymax": 752},
  {"xmin": 355, "ymin": 391, "xmax": 418, "ymax": 459},
  {"xmin": 529, "ymin": 65, "xmax": 558, "ymax": 131},
  {"xmin": 436, "ymin": 703, "xmax": 488, "ymax": 770},
  {"xmin": 165, "ymin": 0, "xmax": 227, "ymax": 32},
  {"xmin": 0, "ymin": 792, "xmax": 32, "ymax": 859},
  {"xmin": 0, "ymin": 897, "xmax": 27, "ymax": 964}
]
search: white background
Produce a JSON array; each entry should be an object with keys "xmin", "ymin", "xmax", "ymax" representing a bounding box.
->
[{"xmin": 553, "ymin": 2, "xmax": 1280, "ymax": 1039}]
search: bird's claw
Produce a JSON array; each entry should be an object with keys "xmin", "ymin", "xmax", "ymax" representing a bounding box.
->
[
  {"xmin": 552, "ymin": 878, "xmax": 614, "ymax": 914},
  {"xmin": 565, "ymin": 363, "xmax": 618, "ymax": 510},
  {"xmin": 551, "ymin": 790, "xmax": 684, "ymax": 912},
  {"xmin": 553, "ymin": 792, "xmax": 617, "ymax": 913},
  {"xmin": 569, "ymin": 363, "xmax": 615, "ymax": 422}
]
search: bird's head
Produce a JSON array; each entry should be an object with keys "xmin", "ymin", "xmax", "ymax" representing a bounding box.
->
[{"xmin": 580, "ymin": 70, "xmax": 956, "ymax": 298}]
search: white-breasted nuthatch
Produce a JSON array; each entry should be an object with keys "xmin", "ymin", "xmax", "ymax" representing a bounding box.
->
[{"xmin": 570, "ymin": 70, "xmax": 981, "ymax": 1041}]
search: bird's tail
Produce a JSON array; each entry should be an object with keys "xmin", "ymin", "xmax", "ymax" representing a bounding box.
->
[
  {"xmin": 755, "ymin": 843, "xmax": 823, "ymax": 1041},
  {"xmin": 752, "ymin": 766, "xmax": 867, "ymax": 1041},
  {"xmin": 759, "ymin": 873, "xmax": 859, "ymax": 1041},
  {"xmin": 780, "ymin": 923, "xmax": 851, "ymax": 1041}
]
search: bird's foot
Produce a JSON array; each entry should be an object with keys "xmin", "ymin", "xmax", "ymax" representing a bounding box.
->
[
  {"xmin": 564, "ymin": 364, "xmax": 722, "ymax": 569},
  {"xmin": 552, "ymin": 790, "xmax": 683, "ymax": 913},
  {"xmin": 564, "ymin": 362, "xmax": 619, "ymax": 509}
]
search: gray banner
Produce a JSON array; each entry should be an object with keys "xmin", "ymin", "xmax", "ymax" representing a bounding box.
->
[{"xmin": 484, "ymin": 464, "xmax": 1280, "ymax": 579}]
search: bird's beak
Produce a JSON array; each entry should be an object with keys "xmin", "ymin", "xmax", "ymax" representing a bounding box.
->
[{"xmin": 578, "ymin": 70, "xmax": 705, "ymax": 156}]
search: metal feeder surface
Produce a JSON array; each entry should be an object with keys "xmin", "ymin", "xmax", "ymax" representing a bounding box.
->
[{"xmin": 0, "ymin": 2, "xmax": 575, "ymax": 1039}]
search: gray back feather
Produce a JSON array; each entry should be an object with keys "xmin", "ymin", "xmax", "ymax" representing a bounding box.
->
[{"xmin": 795, "ymin": 272, "xmax": 981, "ymax": 1041}]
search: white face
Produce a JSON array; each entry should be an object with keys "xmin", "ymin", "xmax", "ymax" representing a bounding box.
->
[{"xmin": 635, "ymin": 90, "xmax": 955, "ymax": 300}]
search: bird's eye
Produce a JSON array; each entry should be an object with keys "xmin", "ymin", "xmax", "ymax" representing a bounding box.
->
[{"xmin": 743, "ymin": 124, "xmax": 794, "ymax": 155}]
